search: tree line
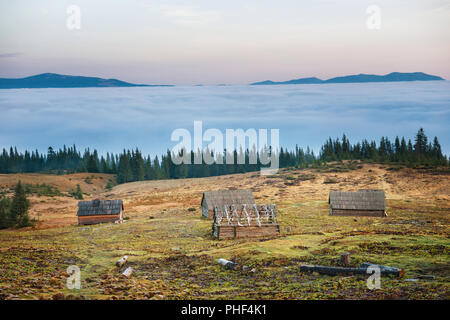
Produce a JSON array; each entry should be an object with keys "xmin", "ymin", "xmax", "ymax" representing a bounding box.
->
[
  {"xmin": 319, "ymin": 128, "xmax": 447, "ymax": 166},
  {"xmin": 0, "ymin": 128, "xmax": 447, "ymax": 184}
]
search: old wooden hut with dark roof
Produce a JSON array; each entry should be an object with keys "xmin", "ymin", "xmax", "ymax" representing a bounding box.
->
[
  {"xmin": 329, "ymin": 190, "xmax": 386, "ymax": 217},
  {"xmin": 201, "ymin": 189, "xmax": 255, "ymax": 219},
  {"xmin": 77, "ymin": 199, "xmax": 124, "ymax": 225}
]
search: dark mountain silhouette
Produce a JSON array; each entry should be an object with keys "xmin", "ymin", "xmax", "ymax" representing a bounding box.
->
[
  {"xmin": 0, "ymin": 73, "xmax": 173, "ymax": 89},
  {"xmin": 250, "ymin": 72, "xmax": 444, "ymax": 85},
  {"xmin": 253, "ymin": 77, "xmax": 323, "ymax": 85}
]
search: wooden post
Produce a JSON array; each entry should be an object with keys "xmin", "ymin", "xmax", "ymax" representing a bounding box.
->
[{"xmin": 340, "ymin": 252, "xmax": 351, "ymax": 266}]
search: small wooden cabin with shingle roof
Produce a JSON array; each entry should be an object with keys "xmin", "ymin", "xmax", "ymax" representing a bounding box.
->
[
  {"xmin": 77, "ymin": 199, "xmax": 124, "ymax": 225},
  {"xmin": 201, "ymin": 189, "xmax": 255, "ymax": 219},
  {"xmin": 329, "ymin": 190, "xmax": 386, "ymax": 217}
]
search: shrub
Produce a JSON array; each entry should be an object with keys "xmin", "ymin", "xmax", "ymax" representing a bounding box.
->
[
  {"xmin": 70, "ymin": 184, "xmax": 83, "ymax": 200},
  {"xmin": 323, "ymin": 178, "xmax": 338, "ymax": 184},
  {"xmin": 105, "ymin": 180, "xmax": 116, "ymax": 190},
  {"xmin": 25, "ymin": 183, "xmax": 62, "ymax": 197}
]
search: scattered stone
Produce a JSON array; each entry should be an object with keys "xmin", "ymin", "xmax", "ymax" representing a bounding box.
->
[
  {"xmin": 242, "ymin": 266, "xmax": 249, "ymax": 272},
  {"xmin": 405, "ymin": 278, "xmax": 419, "ymax": 282},
  {"xmin": 122, "ymin": 267, "xmax": 134, "ymax": 277},
  {"xmin": 116, "ymin": 256, "xmax": 128, "ymax": 267},
  {"xmin": 218, "ymin": 258, "xmax": 239, "ymax": 270},
  {"xmin": 250, "ymin": 268, "xmax": 256, "ymax": 273}
]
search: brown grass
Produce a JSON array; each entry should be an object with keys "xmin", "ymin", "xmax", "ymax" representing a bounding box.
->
[{"xmin": 0, "ymin": 163, "xmax": 449, "ymax": 300}]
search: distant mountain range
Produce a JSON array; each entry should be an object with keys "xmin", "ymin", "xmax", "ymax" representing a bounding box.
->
[
  {"xmin": 0, "ymin": 73, "xmax": 173, "ymax": 89},
  {"xmin": 250, "ymin": 72, "xmax": 444, "ymax": 85},
  {"xmin": 0, "ymin": 72, "xmax": 445, "ymax": 89}
]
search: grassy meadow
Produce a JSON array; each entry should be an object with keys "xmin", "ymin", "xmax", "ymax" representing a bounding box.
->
[{"xmin": 0, "ymin": 162, "xmax": 449, "ymax": 300}]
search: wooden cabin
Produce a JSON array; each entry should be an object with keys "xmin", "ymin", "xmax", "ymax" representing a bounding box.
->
[
  {"xmin": 212, "ymin": 204, "xmax": 280, "ymax": 239},
  {"xmin": 329, "ymin": 190, "xmax": 386, "ymax": 217},
  {"xmin": 77, "ymin": 199, "xmax": 124, "ymax": 225},
  {"xmin": 201, "ymin": 189, "xmax": 255, "ymax": 219}
]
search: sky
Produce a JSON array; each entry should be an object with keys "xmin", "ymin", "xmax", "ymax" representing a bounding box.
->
[{"xmin": 0, "ymin": 0, "xmax": 449, "ymax": 85}]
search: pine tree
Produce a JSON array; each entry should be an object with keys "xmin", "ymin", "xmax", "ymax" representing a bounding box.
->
[
  {"xmin": 87, "ymin": 155, "xmax": 99, "ymax": 173},
  {"xmin": 0, "ymin": 197, "xmax": 11, "ymax": 229},
  {"xmin": 432, "ymin": 136, "xmax": 444, "ymax": 165},
  {"xmin": 117, "ymin": 154, "xmax": 133, "ymax": 183},
  {"xmin": 73, "ymin": 184, "xmax": 83, "ymax": 200},
  {"xmin": 133, "ymin": 148, "xmax": 146, "ymax": 181},
  {"xmin": 414, "ymin": 128, "xmax": 428, "ymax": 160},
  {"xmin": 10, "ymin": 181, "xmax": 31, "ymax": 228}
]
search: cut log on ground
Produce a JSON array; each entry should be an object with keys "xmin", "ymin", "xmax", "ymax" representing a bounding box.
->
[
  {"xmin": 218, "ymin": 258, "xmax": 239, "ymax": 270},
  {"xmin": 300, "ymin": 263, "xmax": 404, "ymax": 278},
  {"xmin": 121, "ymin": 267, "xmax": 133, "ymax": 277},
  {"xmin": 359, "ymin": 263, "xmax": 404, "ymax": 277},
  {"xmin": 116, "ymin": 256, "xmax": 128, "ymax": 267}
]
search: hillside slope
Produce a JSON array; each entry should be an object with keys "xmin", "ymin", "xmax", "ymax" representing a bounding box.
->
[{"xmin": 0, "ymin": 163, "xmax": 448, "ymax": 300}]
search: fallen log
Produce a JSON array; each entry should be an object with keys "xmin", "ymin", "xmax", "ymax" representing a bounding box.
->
[
  {"xmin": 116, "ymin": 256, "xmax": 128, "ymax": 267},
  {"xmin": 300, "ymin": 265, "xmax": 367, "ymax": 276},
  {"xmin": 359, "ymin": 263, "xmax": 404, "ymax": 278},
  {"xmin": 218, "ymin": 258, "xmax": 239, "ymax": 270},
  {"xmin": 121, "ymin": 267, "xmax": 133, "ymax": 277},
  {"xmin": 417, "ymin": 275, "xmax": 435, "ymax": 280},
  {"xmin": 300, "ymin": 263, "xmax": 403, "ymax": 277}
]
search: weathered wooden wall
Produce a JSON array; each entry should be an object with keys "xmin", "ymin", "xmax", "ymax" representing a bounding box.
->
[
  {"xmin": 201, "ymin": 204, "xmax": 210, "ymax": 218},
  {"xmin": 330, "ymin": 209, "xmax": 386, "ymax": 217},
  {"xmin": 201, "ymin": 202, "xmax": 214, "ymax": 218},
  {"xmin": 213, "ymin": 225, "xmax": 280, "ymax": 239},
  {"xmin": 78, "ymin": 214, "xmax": 122, "ymax": 225}
]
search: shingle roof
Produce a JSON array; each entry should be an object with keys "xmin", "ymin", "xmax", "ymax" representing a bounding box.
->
[
  {"xmin": 329, "ymin": 190, "xmax": 385, "ymax": 210},
  {"xmin": 202, "ymin": 189, "xmax": 255, "ymax": 209},
  {"xmin": 77, "ymin": 199, "xmax": 123, "ymax": 216}
]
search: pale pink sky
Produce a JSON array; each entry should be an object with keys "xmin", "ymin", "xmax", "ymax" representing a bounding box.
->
[{"xmin": 0, "ymin": 0, "xmax": 449, "ymax": 84}]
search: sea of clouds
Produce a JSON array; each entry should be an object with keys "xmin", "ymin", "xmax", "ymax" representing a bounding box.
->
[{"xmin": 0, "ymin": 81, "xmax": 449, "ymax": 156}]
